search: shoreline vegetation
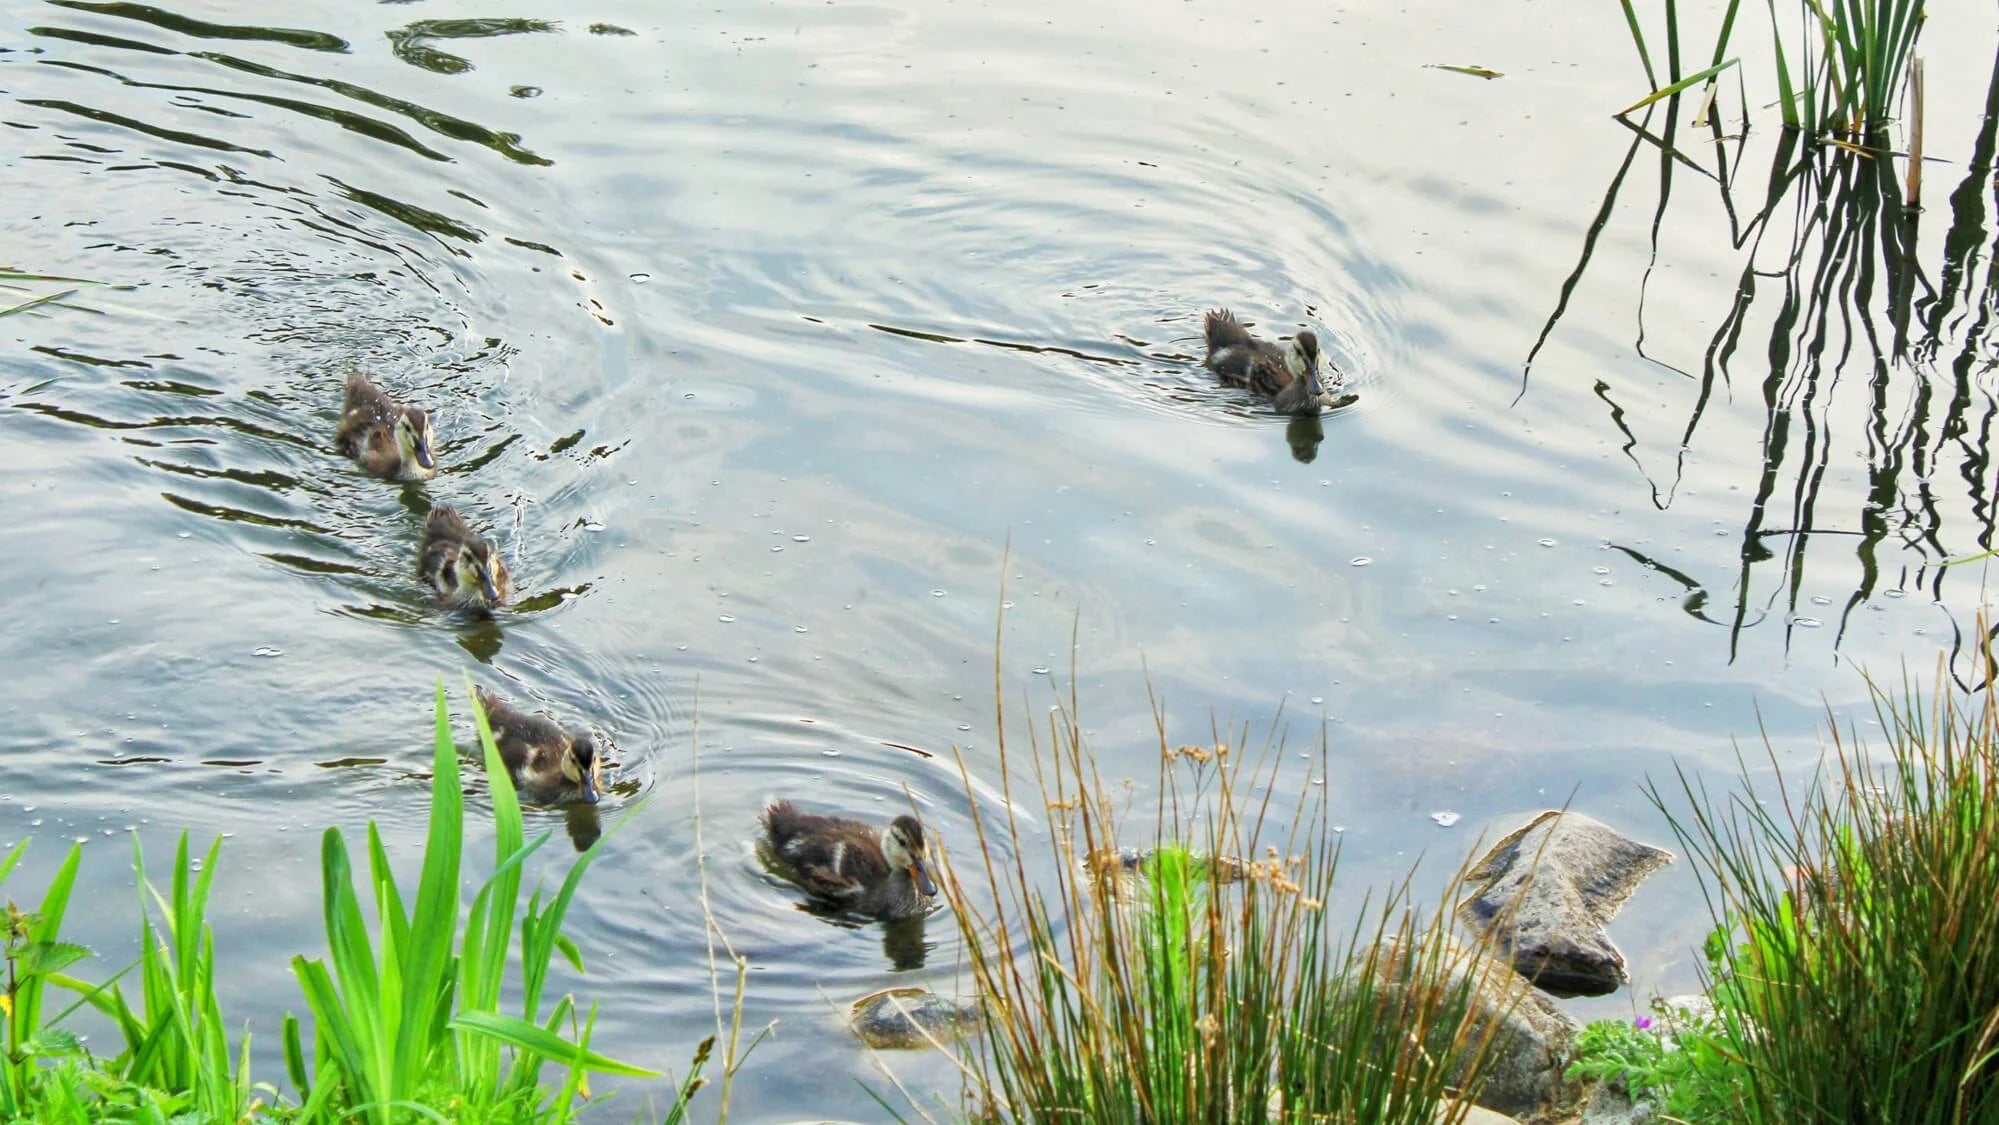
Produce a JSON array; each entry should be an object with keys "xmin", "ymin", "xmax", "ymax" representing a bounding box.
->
[
  {"xmin": 0, "ymin": 681, "xmax": 715, "ymax": 1124},
  {"xmin": 1569, "ymin": 652, "xmax": 1999, "ymax": 1123},
  {"xmin": 935, "ymin": 680, "xmax": 1510, "ymax": 1124},
  {"xmin": 0, "ymin": 656, "xmax": 1992, "ymax": 1121}
]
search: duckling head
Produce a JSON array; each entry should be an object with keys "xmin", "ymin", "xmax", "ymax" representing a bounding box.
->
[
  {"xmin": 560, "ymin": 733, "xmax": 602, "ymax": 805},
  {"xmin": 443, "ymin": 539, "xmax": 507, "ymax": 609},
  {"xmin": 883, "ymin": 815, "xmax": 937, "ymax": 897},
  {"xmin": 1286, "ymin": 330, "xmax": 1326, "ymax": 400},
  {"xmin": 394, "ymin": 407, "xmax": 437, "ymax": 478}
]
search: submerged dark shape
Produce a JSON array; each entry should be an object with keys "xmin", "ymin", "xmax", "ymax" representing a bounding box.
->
[
  {"xmin": 1202, "ymin": 308, "xmax": 1342, "ymax": 414},
  {"xmin": 760, "ymin": 800, "xmax": 938, "ymax": 921},
  {"xmin": 418, "ymin": 506, "xmax": 512, "ymax": 612},
  {"xmin": 473, "ymin": 687, "xmax": 603, "ymax": 806},
  {"xmin": 334, "ymin": 372, "xmax": 435, "ymax": 481}
]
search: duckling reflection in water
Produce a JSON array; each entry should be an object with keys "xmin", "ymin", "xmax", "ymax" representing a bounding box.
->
[
  {"xmin": 1202, "ymin": 308, "xmax": 1344, "ymax": 415},
  {"xmin": 473, "ymin": 687, "xmax": 603, "ymax": 806},
  {"xmin": 419, "ymin": 506, "xmax": 513, "ymax": 613},
  {"xmin": 759, "ymin": 800, "xmax": 938, "ymax": 922},
  {"xmin": 334, "ymin": 372, "xmax": 436, "ymax": 481}
]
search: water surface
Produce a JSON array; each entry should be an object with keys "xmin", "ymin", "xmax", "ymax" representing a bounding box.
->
[{"xmin": 3, "ymin": 0, "xmax": 1998, "ymax": 1117}]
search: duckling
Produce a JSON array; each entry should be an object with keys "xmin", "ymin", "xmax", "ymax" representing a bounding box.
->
[
  {"xmin": 760, "ymin": 800, "xmax": 938, "ymax": 921},
  {"xmin": 418, "ymin": 506, "xmax": 513, "ymax": 612},
  {"xmin": 1202, "ymin": 308, "xmax": 1342, "ymax": 415},
  {"xmin": 473, "ymin": 688, "xmax": 603, "ymax": 805},
  {"xmin": 334, "ymin": 372, "xmax": 437, "ymax": 481}
]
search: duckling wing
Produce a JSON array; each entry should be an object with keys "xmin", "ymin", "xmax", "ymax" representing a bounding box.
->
[
  {"xmin": 789, "ymin": 836, "xmax": 891, "ymax": 899},
  {"xmin": 765, "ymin": 807, "xmax": 891, "ymax": 898},
  {"xmin": 1245, "ymin": 351, "xmax": 1296, "ymax": 398},
  {"xmin": 1204, "ymin": 344, "xmax": 1257, "ymax": 386}
]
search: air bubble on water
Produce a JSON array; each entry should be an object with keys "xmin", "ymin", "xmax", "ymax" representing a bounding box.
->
[
  {"xmin": 178, "ymin": 532, "xmax": 191, "ymax": 539},
  {"xmin": 1032, "ymin": 666, "xmax": 1050, "ymax": 675},
  {"xmin": 957, "ymin": 723, "xmax": 971, "ymax": 732},
  {"xmin": 770, "ymin": 545, "xmax": 783, "ymax": 552},
  {"xmin": 1431, "ymin": 811, "xmax": 1462, "ymax": 827},
  {"xmin": 1001, "ymin": 600, "xmax": 1015, "ymax": 609},
  {"xmin": 1810, "ymin": 595, "xmax": 1831, "ymax": 606},
  {"xmin": 792, "ymin": 535, "xmax": 810, "ymax": 542},
  {"xmin": 1885, "ymin": 589, "xmax": 1907, "ymax": 599},
  {"xmin": 253, "ymin": 646, "xmax": 283, "ymax": 658},
  {"xmin": 583, "ymin": 520, "xmax": 606, "ymax": 532},
  {"xmin": 1792, "ymin": 616, "xmax": 1823, "ymax": 628},
  {"xmin": 821, "ymin": 749, "xmax": 841, "ymax": 758},
  {"xmin": 1537, "ymin": 538, "xmax": 1557, "ymax": 548},
  {"xmin": 793, "ymin": 625, "xmax": 808, "ymax": 634},
  {"xmin": 1310, "ymin": 696, "xmax": 1323, "ymax": 705},
  {"xmin": 931, "ymin": 589, "xmax": 946, "ymax": 597},
  {"xmin": 1593, "ymin": 566, "xmax": 1610, "ymax": 575},
  {"xmin": 1350, "ymin": 557, "xmax": 1372, "ymax": 567},
  {"xmin": 630, "ymin": 272, "xmax": 652, "ymax": 283},
  {"xmin": 1448, "ymin": 589, "xmax": 1460, "ymax": 597},
  {"xmin": 1446, "ymin": 613, "xmax": 1459, "ymax": 621},
  {"xmin": 718, "ymin": 614, "xmax": 736, "ymax": 623},
  {"xmin": 747, "ymin": 655, "xmax": 759, "ymax": 663},
  {"xmin": 676, "ymin": 643, "xmax": 688, "ymax": 651}
]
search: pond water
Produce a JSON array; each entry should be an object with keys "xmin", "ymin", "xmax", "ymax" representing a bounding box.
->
[{"xmin": 3, "ymin": 0, "xmax": 1997, "ymax": 1118}]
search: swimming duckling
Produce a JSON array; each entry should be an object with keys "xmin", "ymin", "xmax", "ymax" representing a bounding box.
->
[
  {"xmin": 760, "ymin": 800, "xmax": 938, "ymax": 921},
  {"xmin": 418, "ymin": 506, "xmax": 513, "ymax": 612},
  {"xmin": 1201, "ymin": 308, "xmax": 1342, "ymax": 415},
  {"xmin": 333, "ymin": 373, "xmax": 436, "ymax": 481},
  {"xmin": 473, "ymin": 687, "xmax": 603, "ymax": 805}
]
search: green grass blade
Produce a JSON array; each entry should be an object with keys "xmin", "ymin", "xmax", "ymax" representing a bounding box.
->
[
  {"xmin": 393, "ymin": 682, "xmax": 464, "ymax": 1092},
  {"xmin": 1620, "ymin": 0, "xmax": 1659, "ymax": 90},
  {"xmin": 315, "ymin": 828, "xmax": 390, "ymax": 1117},
  {"xmin": 0, "ymin": 289, "xmax": 78, "ymax": 318},
  {"xmin": 1619, "ymin": 58, "xmax": 1740, "ymax": 116},
  {"xmin": 448, "ymin": 1010, "xmax": 658, "ymax": 1077}
]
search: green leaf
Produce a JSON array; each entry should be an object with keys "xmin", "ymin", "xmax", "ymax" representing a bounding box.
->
[
  {"xmin": 16, "ymin": 941, "xmax": 92, "ymax": 978},
  {"xmin": 1617, "ymin": 58, "xmax": 1739, "ymax": 116},
  {"xmin": 448, "ymin": 1010, "xmax": 659, "ymax": 1077}
]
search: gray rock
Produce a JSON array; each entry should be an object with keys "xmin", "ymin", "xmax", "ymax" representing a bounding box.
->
[
  {"xmin": 1437, "ymin": 1097, "xmax": 1527, "ymax": 1123},
  {"xmin": 848, "ymin": 986, "xmax": 981, "ymax": 1050},
  {"xmin": 1579, "ymin": 1080, "xmax": 1659, "ymax": 1125},
  {"xmin": 1457, "ymin": 811, "xmax": 1673, "ymax": 998},
  {"xmin": 1365, "ymin": 938, "xmax": 1585, "ymax": 1120}
]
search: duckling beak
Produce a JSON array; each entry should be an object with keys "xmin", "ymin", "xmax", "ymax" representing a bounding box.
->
[
  {"xmin": 578, "ymin": 771, "xmax": 600, "ymax": 805},
  {"xmin": 911, "ymin": 859, "xmax": 936, "ymax": 897},
  {"xmin": 477, "ymin": 566, "xmax": 501, "ymax": 606},
  {"xmin": 414, "ymin": 433, "xmax": 436, "ymax": 470}
]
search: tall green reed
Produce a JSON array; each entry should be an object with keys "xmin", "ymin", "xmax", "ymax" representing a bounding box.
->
[
  {"xmin": 1617, "ymin": 0, "xmax": 1925, "ymax": 140},
  {"xmin": 285, "ymin": 678, "xmax": 656, "ymax": 1122},
  {"xmin": 1654, "ymin": 651, "xmax": 1999, "ymax": 1122},
  {"xmin": 0, "ymin": 680, "xmax": 727, "ymax": 1121},
  {"xmin": 945, "ymin": 676, "xmax": 1504, "ymax": 1123}
]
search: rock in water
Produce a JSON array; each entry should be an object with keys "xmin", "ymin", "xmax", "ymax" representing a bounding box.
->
[
  {"xmin": 849, "ymin": 987, "xmax": 981, "ymax": 1050},
  {"xmin": 1456, "ymin": 810, "xmax": 1673, "ymax": 997}
]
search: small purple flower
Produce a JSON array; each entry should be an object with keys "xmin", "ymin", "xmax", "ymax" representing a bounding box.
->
[{"xmin": 1633, "ymin": 1016, "xmax": 1654, "ymax": 1031}]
